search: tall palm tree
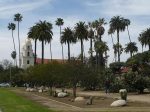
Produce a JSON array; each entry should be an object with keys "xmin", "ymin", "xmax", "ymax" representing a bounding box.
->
[
  {"xmin": 124, "ymin": 19, "xmax": 131, "ymax": 42},
  {"xmin": 28, "ymin": 25, "xmax": 38, "ymax": 64},
  {"xmin": 88, "ymin": 22, "xmax": 94, "ymax": 58},
  {"xmin": 35, "ymin": 20, "xmax": 53, "ymax": 64},
  {"xmin": 45, "ymin": 22, "xmax": 53, "ymax": 61},
  {"xmin": 14, "ymin": 13, "xmax": 23, "ymax": 67},
  {"xmin": 125, "ymin": 42, "xmax": 138, "ymax": 57},
  {"xmin": 109, "ymin": 16, "xmax": 126, "ymax": 62},
  {"xmin": 11, "ymin": 51, "xmax": 17, "ymax": 66},
  {"xmin": 93, "ymin": 18, "xmax": 106, "ymax": 67},
  {"xmin": 61, "ymin": 27, "xmax": 76, "ymax": 62},
  {"xmin": 55, "ymin": 18, "xmax": 64, "ymax": 62},
  {"xmin": 138, "ymin": 28, "xmax": 150, "ymax": 51},
  {"xmin": 74, "ymin": 21, "xmax": 88, "ymax": 63},
  {"xmin": 8, "ymin": 22, "xmax": 17, "ymax": 66},
  {"xmin": 108, "ymin": 28, "xmax": 116, "ymax": 62}
]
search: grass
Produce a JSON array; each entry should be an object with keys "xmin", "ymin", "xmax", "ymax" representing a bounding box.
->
[{"xmin": 0, "ymin": 88, "xmax": 56, "ymax": 112}]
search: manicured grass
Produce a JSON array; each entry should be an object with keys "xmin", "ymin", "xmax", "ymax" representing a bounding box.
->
[{"xmin": 0, "ymin": 88, "xmax": 56, "ymax": 112}]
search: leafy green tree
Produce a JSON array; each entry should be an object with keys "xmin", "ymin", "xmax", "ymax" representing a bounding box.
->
[
  {"xmin": 109, "ymin": 62, "xmax": 126, "ymax": 74},
  {"xmin": 55, "ymin": 18, "xmax": 64, "ymax": 62},
  {"xmin": 61, "ymin": 27, "xmax": 76, "ymax": 62},
  {"xmin": 125, "ymin": 42, "xmax": 138, "ymax": 57},
  {"xmin": 109, "ymin": 16, "xmax": 126, "ymax": 62},
  {"xmin": 14, "ymin": 13, "xmax": 23, "ymax": 67},
  {"xmin": 75, "ymin": 21, "xmax": 88, "ymax": 63}
]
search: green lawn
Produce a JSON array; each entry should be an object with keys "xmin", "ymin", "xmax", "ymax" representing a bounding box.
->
[{"xmin": 0, "ymin": 88, "xmax": 56, "ymax": 112}]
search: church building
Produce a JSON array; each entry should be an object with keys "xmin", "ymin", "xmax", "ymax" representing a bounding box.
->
[{"xmin": 21, "ymin": 39, "xmax": 34, "ymax": 69}]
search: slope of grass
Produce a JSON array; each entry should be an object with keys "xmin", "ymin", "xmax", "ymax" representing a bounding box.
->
[{"xmin": 0, "ymin": 88, "xmax": 56, "ymax": 112}]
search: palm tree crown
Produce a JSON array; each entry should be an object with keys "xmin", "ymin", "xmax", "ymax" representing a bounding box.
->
[
  {"xmin": 138, "ymin": 28, "xmax": 150, "ymax": 51},
  {"xmin": 125, "ymin": 42, "xmax": 138, "ymax": 57}
]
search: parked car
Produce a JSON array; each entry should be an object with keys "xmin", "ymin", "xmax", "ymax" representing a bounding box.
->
[{"xmin": 0, "ymin": 83, "xmax": 10, "ymax": 87}]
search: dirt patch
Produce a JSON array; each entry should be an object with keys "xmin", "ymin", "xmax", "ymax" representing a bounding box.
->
[{"xmin": 33, "ymin": 91, "xmax": 150, "ymax": 108}]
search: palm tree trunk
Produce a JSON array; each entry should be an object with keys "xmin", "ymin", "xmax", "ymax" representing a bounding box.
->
[
  {"xmin": 90, "ymin": 38, "xmax": 93, "ymax": 58},
  {"xmin": 81, "ymin": 39, "xmax": 84, "ymax": 63},
  {"xmin": 12, "ymin": 30, "xmax": 17, "ymax": 66},
  {"xmin": 42, "ymin": 40, "xmax": 44, "ymax": 64},
  {"xmin": 60, "ymin": 26, "xmax": 64, "ymax": 62},
  {"xmin": 34, "ymin": 39, "xmax": 37, "ymax": 65},
  {"xmin": 111, "ymin": 34, "xmax": 114, "ymax": 45},
  {"xmin": 117, "ymin": 29, "xmax": 120, "ymax": 62},
  {"xmin": 50, "ymin": 41, "xmax": 52, "ymax": 61},
  {"xmin": 127, "ymin": 26, "xmax": 131, "ymax": 42},
  {"xmin": 18, "ymin": 22, "xmax": 21, "ymax": 67},
  {"xmin": 130, "ymin": 52, "xmax": 132, "ymax": 57},
  {"xmin": 73, "ymin": 84, "xmax": 76, "ymax": 98},
  {"xmin": 67, "ymin": 41, "xmax": 70, "ymax": 62}
]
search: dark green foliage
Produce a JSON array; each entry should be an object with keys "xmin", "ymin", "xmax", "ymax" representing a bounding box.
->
[{"xmin": 109, "ymin": 62, "xmax": 126, "ymax": 74}]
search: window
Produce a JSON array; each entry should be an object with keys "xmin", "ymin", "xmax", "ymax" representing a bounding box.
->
[
  {"xmin": 27, "ymin": 60, "xmax": 30, "ymax": 64},
  {"xmin": 27, "ymin": 46, "xmax": 30, "ymax": 50},
  {"xmin": 27, "ymin": 52, "xmax": 30, "ymax": 56}
]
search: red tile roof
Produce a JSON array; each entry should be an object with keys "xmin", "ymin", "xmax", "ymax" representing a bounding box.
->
[{"xmin": 36, "ymin": 58, "xmax": 67, "ymax": 64}]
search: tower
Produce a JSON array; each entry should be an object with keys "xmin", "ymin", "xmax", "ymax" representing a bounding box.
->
[{"xmin": 21, "ymin": 38, "xmax": 34, "ymax": 69}]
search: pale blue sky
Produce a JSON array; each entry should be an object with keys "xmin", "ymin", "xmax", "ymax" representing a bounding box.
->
[{"xmin": 0, "ymin": 0, "xmax": 150, "ymax": 64}]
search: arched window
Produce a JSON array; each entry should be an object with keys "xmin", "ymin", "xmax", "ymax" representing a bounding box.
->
[
  {"xmin": 27, "ymin": 60, "xmax": 30, "ymax": 64},
  {"xmin": 27, "ymin": 52, "xmax": 30, "ymax": 56},
  {"xmin": 27, "ymin": 46, "xmax": 30, "ymax": 50}
]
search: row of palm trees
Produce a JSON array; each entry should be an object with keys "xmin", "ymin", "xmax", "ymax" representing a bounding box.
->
[
  {"xmin": 8, "ymin": 13, "xmax": 23, "ymax": 67},
  {"xmin": 9, "ymin": 13, "xmax": 149, "ymax": 67}
]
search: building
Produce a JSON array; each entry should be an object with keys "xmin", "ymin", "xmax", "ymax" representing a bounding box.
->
[
  {"xmin": 21, "ymin": 39, "xmax": 34, "ymax": 69},
  {"xmin": 21, "ymin": 38, "xmax": 67, "ymax": 69}
]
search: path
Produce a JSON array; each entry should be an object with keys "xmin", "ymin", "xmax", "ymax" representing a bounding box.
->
[{"xmin": 11, "ymin": 88, "xmax": 150, "ymax": 112}]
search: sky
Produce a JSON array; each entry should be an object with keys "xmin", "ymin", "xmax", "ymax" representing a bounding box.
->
[{"xmin": 0, "ymin": 0, "xmax": 150, "ymax": 65}]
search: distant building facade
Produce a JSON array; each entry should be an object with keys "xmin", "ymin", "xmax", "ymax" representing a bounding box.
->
[{"xmin": 21, "ymin": 39, "xmax": 34, "ymax": 69}]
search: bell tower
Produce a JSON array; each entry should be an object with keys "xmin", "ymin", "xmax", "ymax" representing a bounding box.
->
[{"xmin": 21, "ymin": 38, "xmax": 34, "ymax": 69}]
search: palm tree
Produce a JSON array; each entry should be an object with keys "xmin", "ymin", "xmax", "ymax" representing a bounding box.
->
[
  {"xmin": 55, "ymin": 18, "xmax": 64, "ymax": 62},
  {"xmin": 125, "ymin": 42, "xmax": 138, "ymax": 57},
  {"xmin": 113, "ymin": 43, "xmax": 124, "ymax": 61},
  {"xmin": 124, "ymin": 19, "xmax": 131, "ymax": 42},
  {"xmin": 93, "ymin": 18, "xmax": 106, "ymax": 67},
  {"xmin": 94, "ymin": 41, "xmax": 109, "ymax": 67},
  {"xmin": 45, "ymin": 22, "xmax": 53, "ymax": 61},
  {"xmin": 8, "ymin": 22, "xmax": 17, "ymax": 66},
  {"xmin": 138, "ymin": 28, "xmax": 150, "ymax": 51},
  {"xmin": 14, "ymin": 13, "xmax": 23, "ymax": 67},
  {"xmin": 74, "ymin": 21, "xmax": 88, "ymax": 63},
  {"xmin": 109, "ymin": 16, "xmax": 126, "ymax": 62},
  {"xmin": 108, "ymin": 28, "xmax": 116, "ymax": 62},
  {"xmin": 11, "ymin": 51, "xmax": 17, "ymax": 66},
  {"xmin": 61, "ymin": 27, "xmax": 76, "ymax": 62},
  {"xmin": 28, "ymin": 25, "xmax": 38, "ymax": 64},
  {"xmin": 88, "ymin": 22, "xmax": 94, "ymax": 58},
  {"xmin": 35, "ymin": 20, "xmax": 53, "ymax": 64}
]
